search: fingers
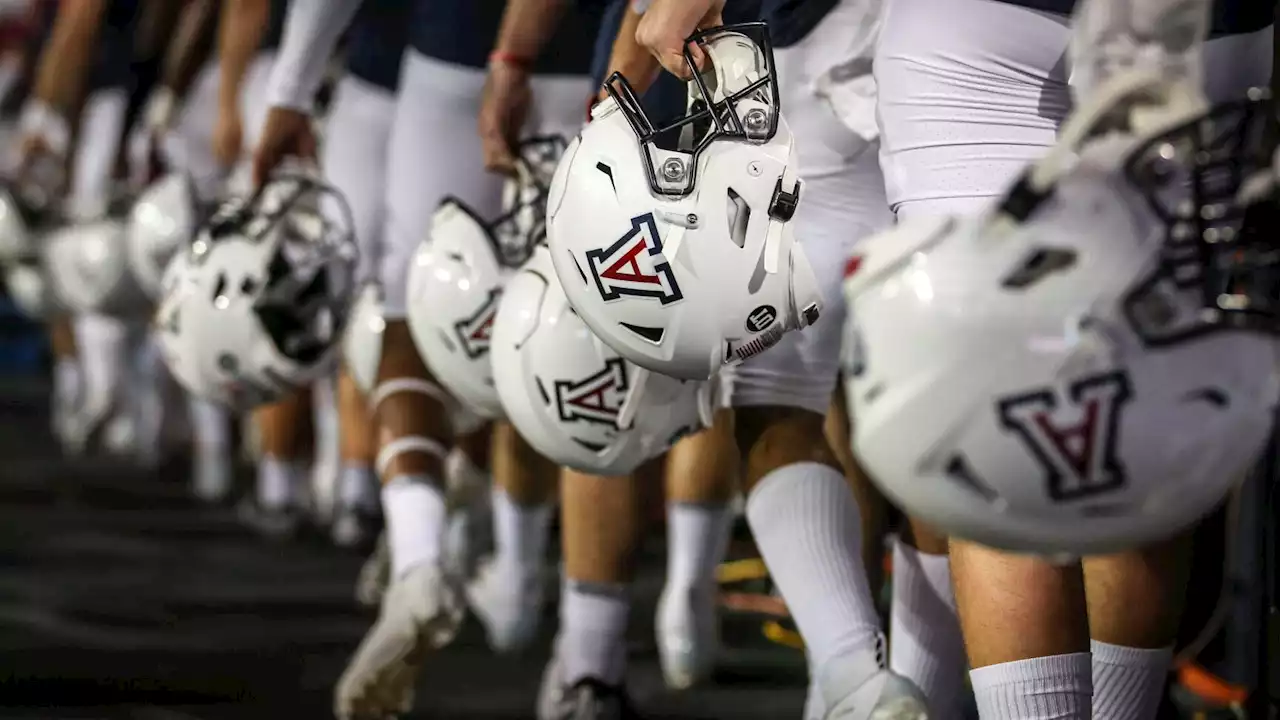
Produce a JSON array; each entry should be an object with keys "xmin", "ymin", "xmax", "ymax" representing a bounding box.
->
[
  {"xmin": 635, "ymin": 0, "xmax": 724, "ymax": 79},
  {"xmin": 478, "ymin": 110, "xmax": 518, "ymax": 176},
  {"xmin": 251, "ymin": 109, "xmax": 317, "ymax": 188},
  {"xmin": 478, "ymin": 68, "xmax": 529, "ymax": 176},
  {"xmin": 250, "ymin": 146, "xmax": 275, "ymax": 190}
]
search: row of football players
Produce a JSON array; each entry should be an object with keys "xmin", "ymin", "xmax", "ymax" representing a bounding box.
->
[
  {"xmin": 0, "ymin": 1, "xmax": 848, "ymax": 719},
  {"xmin": 7, "ymin": 0, "xmax": 1280, "ymax": 719}
]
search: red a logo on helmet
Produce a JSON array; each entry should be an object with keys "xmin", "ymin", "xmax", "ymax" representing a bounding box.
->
[
  {"xmin": 554, "ymin": 358, "xmax": 630, "ymax": 426},
  {"xmin": 585, "ymin": 214, "xmax": 683, "ymax": 305},
  {"xmin": 997, "ymin": 371, "xmax": 1132, "ymax": 502},
  {"xmin": 453, "ymin": 289, "xmax": 501, "ymax": 360}
]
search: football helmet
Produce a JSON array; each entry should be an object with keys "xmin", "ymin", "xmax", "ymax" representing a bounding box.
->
[
  {"xmin": 546, "ymin": 23, "xmax": 820, "ymax": 381},
  {"xmin": 128, "ymin": 172, "xmax": 200, "ymax": 299},
  {"xmin": 43, "ymin": 204, "xmax": 152, "ymax": 317},
  {"xmin": 841, "ymin": 73, "xmax": 1280, "ymax": 557},
  {"xmin": 406, "ymin": 136, "xmax": 567, "ymax": 419},
  {"xmin": 493, "ymin": 245, "xmax": 715, "ymax": 476},
  {"xmin": 156, "ymin": 170, "xmax": 358, "ymax": 410}
]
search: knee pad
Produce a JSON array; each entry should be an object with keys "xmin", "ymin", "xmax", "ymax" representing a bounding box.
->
[{"xmin": 371, "ymin": 377, "xmax": 449, "ymax": 477}]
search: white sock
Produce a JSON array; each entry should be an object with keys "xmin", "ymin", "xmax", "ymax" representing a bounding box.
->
[
  {"xmin": 188, "ymin": 396, "xmax": 229, "ymax": 452},
  {"xmin": 74, "ymin": 314, "xmax": 127, "ymax": 420},
  {"xmin": 311, "ymin": 378, "xmax": 340, "ymax": 478},
  {"xmin": 131, "ymin": 337, "xmax": 165, "ymax": 461},
  {"xmin": 339, "ymin": 463, "xmax": 378, "ymax": 512},
  {"xmin": 970, "ymin": 653, "xmax": 1092, "ymax": 720},
  {"xmin": 745, "ymin": 462, "xmax": 882, "ymax": 673},
  {"xmin": 664, "ymin": 501, "xmax": 733, "ymax": 596},
  {"xmin": 54, "ymin": 358, "xmax": 81, "ymax": 409},
  {"xmin": 558, "ymin": 579, "xmax": 630, "ymax": 686},
  {"xmin": 1091, "ymin": 640, "xmax": 1172, "ymax": 720},
  {"xmin": 382, "ymin": 475, "xmax": 446, "ymax": 578},
  {"xmin": 257, "ymin": 456, "xmax": 303, "ymax": 510},
  {"xmin": 491, "ymin": 485, "xmax": 551, "ymax": 579},
  {"xmin": 890, "ymin": 540, "xmax": 967, "ymax": 719}
]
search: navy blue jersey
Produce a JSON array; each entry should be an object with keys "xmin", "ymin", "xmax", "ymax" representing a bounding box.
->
[
  {"xmin": 261, "ymin": 0, "xmax": 289, "ymax": 51},
  {"xmin": 409, "ymin": 0, "xmax": 602, "ymax": 75},
  {"xmin": 90, "ymin": 0, "xmax": 140, "ymax": 93},
  {"xmin": 992, "ymin": 0, "xmax": 1274, "ymax": 36},
  {"xmin": 346, "ymin": 0, "xmax": 408, "ymax": 91},
  {"xmin": 760, "ymin": 0, "xmax": 836, "ymax": 46}
]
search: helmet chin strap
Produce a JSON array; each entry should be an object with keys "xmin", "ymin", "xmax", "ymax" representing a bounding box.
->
[{"xmin": 764, "ymin": 151, "xmax": 802, "ymax": 277}]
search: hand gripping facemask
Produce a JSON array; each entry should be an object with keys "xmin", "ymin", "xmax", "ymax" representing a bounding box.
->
[
  {"xmin": 156, "ymin": 169, "xmax": 359, "ymax": 410},
  {"xmin": 546, "ymin": 23, "xmax": 821, "ymax": 381}
]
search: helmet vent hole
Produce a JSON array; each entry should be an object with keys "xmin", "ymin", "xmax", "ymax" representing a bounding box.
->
[
  {"xmin": 240, "ymin": 278, "xmax": 257, "ymax": 296},
  {"xmin": 1000, "ymin": 246, "xmax": 1076, "ymax": 290},
  {"xmin": 620, "ymin": 321, "xmax": 664, "ymax": 344},
  {"xmin": 595, "ymin": 162, "xmax": 617, "ymax": 194},
  {"xmin": 211, "ymin": 272, "xmax": 227, "ymax": 303},
  {"xmin": 726, "ymin": 188, "xmax": 750, "ymax": 248}
]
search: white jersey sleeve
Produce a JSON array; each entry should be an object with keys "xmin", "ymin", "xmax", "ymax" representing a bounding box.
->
[{"xmin": 265, "ymin": 0, "xmax": 365, "ymax": 112}]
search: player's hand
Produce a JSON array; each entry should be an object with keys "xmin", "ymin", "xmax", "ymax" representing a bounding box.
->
[
  {"xmin": 634, "ymin": 0, "xmax": 725, "ymax": 79},
  {"xmin": 478, "ymin": 58, "xmax": 532, "ymax": 176},
  {"xmin": 212, "ymin": 101, "xmax": 244, "ymax": 172},
  {"xmin": 250, "ymin": 106, "xmax": 317, "ymax": 188}
]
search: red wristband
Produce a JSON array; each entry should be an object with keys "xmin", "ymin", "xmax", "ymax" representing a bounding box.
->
[{"xmin": 488, "ymin": 50, "xmax": 533, "ymax": 71}]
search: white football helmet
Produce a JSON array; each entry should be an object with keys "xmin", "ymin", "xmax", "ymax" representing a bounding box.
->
[
  {"xmin": 43, "ymin": 207, "xmax": 152, "ymax": 318},
  {"xmin": 407, "ymin": 136, "xmax": 567, "ymax": 419},
  {"xmin": 128, "ymin": 172, "xmax": 200, "ymax": 299},
  {"xmin": 493, "ymin": 245, "xmax": 715, "ymax": 476},
  {"xmin": 547, "ymin": 24, "xmax": 819, "ymax": 381},
  {"xmin": 842, "ymin": 74, "xmax": 1280, "ymax": 557},
  {"xmin": 156, "ymin": 170, "xmax": 358, "ymax": 410}
]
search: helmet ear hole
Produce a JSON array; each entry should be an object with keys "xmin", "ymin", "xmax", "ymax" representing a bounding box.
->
[{"xmin": 726, "ymin": 188, "xmax": 750, "ymax": 248}]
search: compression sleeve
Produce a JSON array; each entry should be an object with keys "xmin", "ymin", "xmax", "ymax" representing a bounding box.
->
[{"xmin": 264, "ymin": 0, "xmax": 363, "ymax": 112}]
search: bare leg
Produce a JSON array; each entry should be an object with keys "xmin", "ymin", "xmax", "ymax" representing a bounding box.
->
[
  {"xmin": 952, "ymin": 540, "xmax": 1092, "ymax": 719},
  {"xmin": 1083, "ymin": 533, "xmax": 1192, "ymax": 719},
  {"xmin": 540, "ymin": 460, "xmax": 663, "ymax": 711},
  {"xmin": 467, "ymin": 420, "xmax": 559, "ymax": 652},
  {"xmin": 330, "ymin": 367, "xmax": 379, "ymax": 547},
  {"xmin": 246, "ymin": 389, "xmax": 313, "ymax": 534},
  {"xmin": 657, "ymin": 410, "xmax": 738, "ymax": 689}
]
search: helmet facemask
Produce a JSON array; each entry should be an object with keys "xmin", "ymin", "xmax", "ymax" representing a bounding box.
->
[
  {"xmin": 1120, "ymin": 88, "xmax": 1279, "ymax": 345},
  {"xmin": 602, "ymin": 22, "xmax": 782, "ymax": 198},
  {"xmin": 194, "ymin": 171, "xmax": 357, "ymax": 366},
  {"xmin": 452, "ymin": 135, "xmax": 567, "ymax": 268}
]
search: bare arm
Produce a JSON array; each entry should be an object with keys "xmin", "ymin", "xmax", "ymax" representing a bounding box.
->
[
  {"xmin": 161, "ymin": 0, "xmax": 218, "ymax": 99},
  {"xmin": 32, "ymin": 0, "xmax": 107, "ymax": 116},
  {"xmin": 132, "ymin": 0, "xmax": 186, "ymax": 62},
  {"xmin": 492, "ymin": 0, "xmax": 570, "ymax": 63},
  {"xmin": 600, "ymin": 2, "xmax": 661, "ymax": 99},
  {"xmin": 217, "ymin": 0, "xmax": 270, "ymax": 119}
]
